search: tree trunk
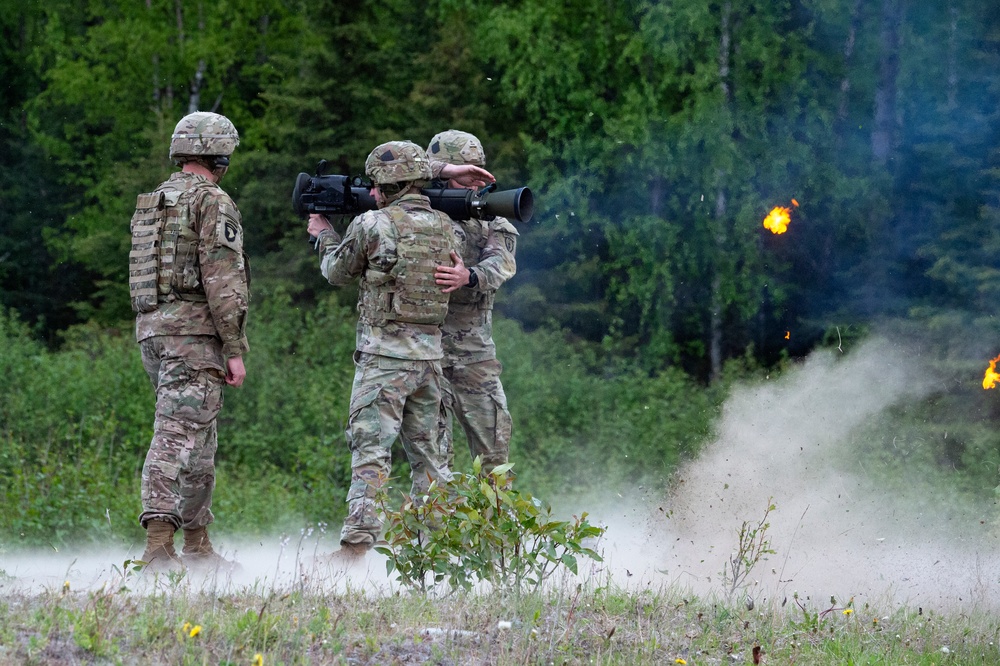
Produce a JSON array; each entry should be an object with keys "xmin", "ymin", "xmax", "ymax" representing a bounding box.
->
[
  {"xmin": 650, "ymin": 176, "xmax": 664, "ymax": 217},
  {"xmin": 710, "ymin": 1, "xmax": 733, "ymax": 382},
  {"xmin": 947, "ymin": 3, "xmax": 958, "ymax": 111},
  {"xmin": 175, "ymin": 0, "xmax": 184, "ymax": 47},
  {"xmin": 188, "ymin": 59, "xmax": 206, "ymax": 113},
  {"xmin": 872, "ymin": 0, "xmax": 903, "ymax": 163},
  {"xmin": 836, "ymin": 0, "xmax": 864, "ymax": 125}
]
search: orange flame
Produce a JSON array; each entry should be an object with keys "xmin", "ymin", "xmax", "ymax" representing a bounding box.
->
[
  {"xmin": 763, "ymin": 206, "xmax": 791, "ymax": 234},
  {"xmin": 984, "ymin": 355, "xmax": 1000, "ymax": 390},
  {"xmin": 784, "ymin": 331, "xmax": 790, "ymax": 340},
  {"xmin": 791, "ymin": 199, "xmax": 800, "ymax": 207}
]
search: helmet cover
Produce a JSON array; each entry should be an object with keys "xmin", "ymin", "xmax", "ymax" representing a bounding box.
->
[
  {"xmin": 169, "ymin": 111, "xmax": 240, "ymax": 161},
  {"xmin": 364, "ymin": 141, "xmax": 433, "ymax": 185},
  {"xmin": 426, "ymin": 129, "xmax": 486, "ymax": 166}
]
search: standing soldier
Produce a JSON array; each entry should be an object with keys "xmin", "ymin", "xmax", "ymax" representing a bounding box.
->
[
  {"xmin": 426, "ymin": 130, "xmax": 517, "ymax": 474},
  {"xmin": 129, "ymin": 111, "xmax": 250, "ymax": 571},
  {"xmin": 307, "ymin": 141, "xmax": 459, "ymax": 557}
]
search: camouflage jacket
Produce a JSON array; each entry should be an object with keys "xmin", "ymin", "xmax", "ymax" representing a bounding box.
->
[
  {"xmin": 317, "ymin": 193, "xmax": 458, "ymax": 361},
  {"xmin": 442, "ymin": 216, "xmax": 518, "ymax": 365},
  {"xmin": 134, "ymin": 172, "xmax": 250, "ymax": 358}
]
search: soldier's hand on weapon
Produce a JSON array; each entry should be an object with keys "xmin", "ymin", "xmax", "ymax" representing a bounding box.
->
[
  {"xmin": 225, "ymin": 356, "xmax": 246, "ymax": 387},
  {"xmin": 435, "ymin": 251, "xmax": 471, "ymax": 293},
  {"xmin": 308, "ymin": 213, "xmax": 334, "ymax": 238},
  {"xmin": 439, "ymin": 164, "xmax": 495, "ymax": 189}
]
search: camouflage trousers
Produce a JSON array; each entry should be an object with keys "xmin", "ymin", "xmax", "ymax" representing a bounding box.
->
[
  {"xmin": 138, "ymin": 335, "xmax": 226, "ymax": 530},
  {"xmin": 341, "ymin": 352, "xmax": 452, "ymax": 546},
  {"xmin": 440, "ymin": 359, "xmax": 512, "ymax": 473}
]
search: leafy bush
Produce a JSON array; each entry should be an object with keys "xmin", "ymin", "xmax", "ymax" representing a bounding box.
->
[{"xmin": 376, "ymin": 458, "xmax": 605, "ymax": 594}]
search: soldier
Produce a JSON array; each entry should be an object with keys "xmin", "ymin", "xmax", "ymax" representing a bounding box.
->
[
  {"xmin": 426, "ymin": 130, "xmax": 517, "ymax": 474},
  {"xmin": 307, "ymin": 141, "xmax": 460, "ymax": 556},
  {"xmin": 129, "ymin": 111, "xmax": 250, "ymax": 571}
]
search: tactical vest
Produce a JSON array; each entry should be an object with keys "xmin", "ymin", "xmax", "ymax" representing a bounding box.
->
[
  {"xmin": 447, "ymin": 218, "xmax": 495, "ymax": 314},
  {"xmin": 128, "ymin": 181, "xmax": 209, "ymax": 313},
  {"xmin": 359, "ymin": 205, "xmax": 452, "ymax": 326}
]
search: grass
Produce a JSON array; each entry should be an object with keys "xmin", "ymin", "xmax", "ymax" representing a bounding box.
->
[{"xmin": 1, "ymin": 558, "xmax": 999, "ymax": 665}]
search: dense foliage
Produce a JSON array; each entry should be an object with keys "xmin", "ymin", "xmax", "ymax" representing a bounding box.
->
[
  {"xmin": 0, "ymin": 300, "xmax": 716, "ymax": 547},
  {"xmin": 2, "ymin": 1, "xmax": 1000, "ymax": 543},
  {"xmin": 2, "ymin": 1, "xmax": 998, "ymax": 368}
]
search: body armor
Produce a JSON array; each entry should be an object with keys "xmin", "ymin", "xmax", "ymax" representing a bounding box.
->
[
  {"xmin": 128, "ymin": 179, "xmax": 216, "ymax": 312},
  {"xmin": 359, "ymin": 205, "xmax": 452, "ymax": 326}
]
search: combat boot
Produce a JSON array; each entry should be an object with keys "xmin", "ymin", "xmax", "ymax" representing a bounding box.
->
[
  {"xmin": 325, "ymin": 533, "xmax": 374, "ymax": 566},
  {"xmin": 140, "ymin": 519, "xmax": 183, "ymax": 572},
  {"xmin": 182, "ymin": 526, "xmax": 238, "ymax": 572}
]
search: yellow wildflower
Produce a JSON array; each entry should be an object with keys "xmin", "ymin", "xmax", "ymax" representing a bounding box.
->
[
  {"xmin": 182, "ymin": 622, "xmax": 191, "ymax": 633},
  {"xmin": 843, "ymin": 609, "xmax": 854, "ymax": 616},
  {"xmin": 675, "ymin": 660, "xmax": 687, "ymax": 665},
  {"xmin": 189, "ymin": 625, "xmax": 202, "ymax": 638},
  {"xmin": 252, "ymin": 654, "xmax": 264, "ymax": 666}
]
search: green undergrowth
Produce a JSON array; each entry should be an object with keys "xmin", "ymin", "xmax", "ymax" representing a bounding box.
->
[
  {"xmin": 0, "ymin": 288, "xmax": 720, "ymax": 548},
  {"xmin": 1, "ymin": 575, "xmax": 998, "ymax": 665}
]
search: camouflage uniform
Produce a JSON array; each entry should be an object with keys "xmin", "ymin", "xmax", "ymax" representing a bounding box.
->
[
  {"xmin": 317, "ymin": 178, "xmax": 458, "ymax": 547},
  {"xmin": 426, "ymin": 130, "xmax": 518, "ymax": 473},
  {"xmin": 438, "ymin": 216, "xmax": 517, "ymax": 471},
  {"xmin": 132, "ymin": 171, "xmax": 249, "ymax": 530}
]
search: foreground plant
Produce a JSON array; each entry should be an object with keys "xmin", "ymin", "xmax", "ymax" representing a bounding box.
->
[
  {"xmin": 376, "ymin": 458, "xmax": 605, "ymax": 593},
  {"xmin": 722, "ymin": 498, "xmax": 776, "ymax": 600}
]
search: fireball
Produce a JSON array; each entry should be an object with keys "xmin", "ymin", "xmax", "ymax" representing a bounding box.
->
[
  {"xmin": 763, "ymin": 206, "xmax": 791, "ymax": 234},
  {"xmin": 984, "ymin": 354, "xmax": 1000, "ymax": 390}
]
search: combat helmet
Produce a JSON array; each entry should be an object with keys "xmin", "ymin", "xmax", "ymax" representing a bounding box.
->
[
  {"xmin": 169, "ymin": 111, "xmax": 240, "ymax": 163},
  {"xmin": 426, "ymin": 129, "xmax": 486, "ymax": 167},
  {"xmin": 364, "ymin": 141, "xmax": 432, "ymax": 185}
]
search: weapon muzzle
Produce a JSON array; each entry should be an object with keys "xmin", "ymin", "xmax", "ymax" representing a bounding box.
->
[{"xmin": 480, "ymin": 187, "xmax": 534, "ymax": 224}]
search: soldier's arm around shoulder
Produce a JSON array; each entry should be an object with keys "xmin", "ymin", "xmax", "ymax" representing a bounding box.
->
[
  {"xmin": 198, "ymin": 187, "xmax": 250, "ymax": 358},
  {"xmin": 471, "ymin": 217, "xmax": 518, "ymax": 291}
]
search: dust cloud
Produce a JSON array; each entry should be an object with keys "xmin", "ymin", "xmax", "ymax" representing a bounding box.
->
[
  {"xmin": 590, "ymin": 337, "xmax": 1000, "ymax": 612},
  {"xmin": 0, "ymin": 531, "xmax": 398, "ymax": 597},
  {"xmin": 4, "ymin": 337, "xmax": 999, "ymax": 607}
]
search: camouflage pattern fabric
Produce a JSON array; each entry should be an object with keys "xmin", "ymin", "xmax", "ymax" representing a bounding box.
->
[
  {"xmin": 135, "ymin": 172, "xmax": 250, "ymax": 359},
  {"xmin": 138, "ymin": 335, "xmax": 225, "ymax": 529},
  {"xmin": 364, "ymin": 141, "xmax": 432, "ymax": 185},
  {"xmin": 437, "ymin": 215, "xmax": 517, "ymax": 472},
  {"xmin": 426, "ymin": 129, "xmax": 487, "ymax": 167},
  {"xmin": 317, "ymin": 193, "xmax": 458, "ymax": 360},
  {"xmin": 315, "ymin": 192, "xmax": 456, "ymax": 546},
  {"xmin": 340, "ymin": 353, "xmax": 451, "ymax": 545},
  {"xmin": 440, "ymin": 359, "xmax": 512, "ymax": 473},
  {"xmin": 169, "ymin": 111, "xmax": 240, "ymax": 161},
  {"xmin": 134, "ymin": 171, "xmax": 249, "ymax": 530},
  {"xmin": 441, "ymin": 216, "xmax": 517, "ymax": 364}
]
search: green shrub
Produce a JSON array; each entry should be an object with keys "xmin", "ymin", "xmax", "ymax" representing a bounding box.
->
[{"xmin": 376, "ymin": 458, "xmax": 605, "ymax": 594}]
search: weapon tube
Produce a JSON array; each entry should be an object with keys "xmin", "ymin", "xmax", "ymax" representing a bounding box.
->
[{"xmin": 293, "ymin": 162, "xmax": 534, "ymax": 223}]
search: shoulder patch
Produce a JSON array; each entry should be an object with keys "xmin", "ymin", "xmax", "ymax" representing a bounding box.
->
[
  {"xmin": 490, "ymin": 217, "xmax": 520, "ymax": 237},
  {"xmin": 217, "ymin": 202, "xmax": 243, "ymax": 252}
]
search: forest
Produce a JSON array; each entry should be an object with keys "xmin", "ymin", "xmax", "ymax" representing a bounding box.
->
[{"xmin": 1, "ymin": 0, "xmax": 1000, "ymax": 545}]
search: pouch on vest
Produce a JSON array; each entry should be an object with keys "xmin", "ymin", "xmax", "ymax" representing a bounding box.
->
[
  {"xmin": 385, "ymin": 207, "xmax": 451, "ymax": 325},
  {"xmin": 128, "ymin": 191, "xmax": 166, "ymax": 313}
]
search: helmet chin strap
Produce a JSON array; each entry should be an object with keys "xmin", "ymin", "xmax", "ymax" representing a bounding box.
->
[
  {"xmin": 376, "ymin": 182, "xmax": 415, "ymax": 208},
  {"xmin": 202, "ymin": 155, "xmax": 230, "ymax": 182}
]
